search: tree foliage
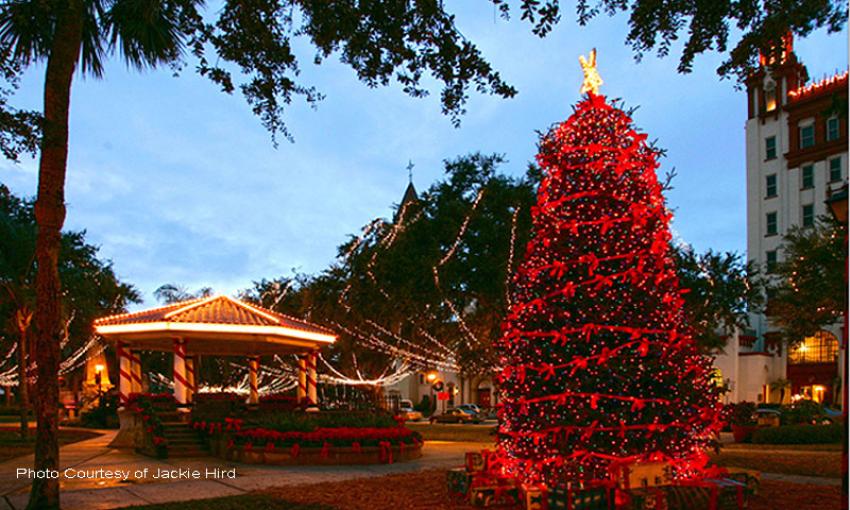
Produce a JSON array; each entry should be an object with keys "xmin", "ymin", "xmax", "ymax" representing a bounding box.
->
[
  {"xmin": 767, "ymin": 215, "xmax": 847, "ymax": 346},
  {"xmin": 673, "ymin": 247, "xmax": 765, "ymax": 352},
  {"xmin": 493, "ymin": 0, "xmax": 847, "ymax": 81},
  {"xmin": 243, "ymin": 153, "xmax": 765, "ymax": 379},
  {"xmin": 0, "ymin": 184, "xmax": 140, "ymax": 370}
]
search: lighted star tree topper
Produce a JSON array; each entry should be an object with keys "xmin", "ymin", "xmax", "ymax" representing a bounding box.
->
[{"xmin": 495, "ymin": 50, "xmax": 725, "ymax": 486}]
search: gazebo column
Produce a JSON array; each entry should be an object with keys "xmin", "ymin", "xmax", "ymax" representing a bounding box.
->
[
  {"xmin": 116, "ymin": 341, "xmax": 132, "ymax": 408},
  {"xmin": 297, "ymin": 356, "xmax": 307, "ymax": 403},
  {"xmin": 173, "ymin": 338, "xmax": 189, "ymax": 406},
  {"xmin": 307, "ymin": 351, "xmax": 318, "ymax": 406},
  {"xmin": 130, "ymin": 350, "xmax": 143, "ymax": 394},
  {"xmin": 186, "ymin": 356, "xmax": 196, "ymax": 403},
  {"xmin": 248, "ymin": 356, "xmax": 260, "ymax": 404}
]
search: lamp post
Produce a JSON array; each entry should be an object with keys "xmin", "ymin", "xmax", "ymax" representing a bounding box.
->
[
  {"xmin": 94, "ymin": 364, "xmax": 105, "ymax": 406},
  {"xmin": 825, "ymin": 183, "xmax": 847, "ymax": 510},
  {"xmin": 426, "ymin": 371, "xmax": 438, "ymax": 417}
]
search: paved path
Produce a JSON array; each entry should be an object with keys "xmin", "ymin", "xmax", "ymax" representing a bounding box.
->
[
  {"xmin": 0, "ymin": 435, "xmax": 488, "ymax": 510},
  {"xmin": 0, "ymin": 431, "xmax": 840, "ymax": 509}
]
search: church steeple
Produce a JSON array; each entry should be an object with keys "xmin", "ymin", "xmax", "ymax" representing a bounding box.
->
[{"xmin": 394, "ymin": 161, "xmax": 418, "ymax": 223}]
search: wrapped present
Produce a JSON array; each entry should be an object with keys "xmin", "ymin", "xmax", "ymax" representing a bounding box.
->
[
  {"xmin": 626, "ymin": 487, "xmax": 667, "ymax": 510},
  {"xmin": 470, "ymin": 485, "xmax": 520, "ymax": 507},
  {"xmin": 447, "ymin": 467, "xmax": 473, "ymax": 500},
  {"xmin": 615, "ymin": 462, "xmax": 674, "ymax": 490},
  {"xmin": 521, "ymin": 484, "xmax": 547, "ymax": 510},
  {"xmin": 548, "ymin": 484, "xmax": 613, "ymax": 510},
  {"xmin": 466, "ymin": 451, "xmax": 487, "ymax": 472},
  {"xmin": 666, "ymin": 478, "xmax": 746, "ymax": 510}
]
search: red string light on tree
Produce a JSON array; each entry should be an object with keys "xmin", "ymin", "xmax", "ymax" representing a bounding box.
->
[{"xmin": 495, "ymin": 50, "xmax": 725, "ymax": 487}]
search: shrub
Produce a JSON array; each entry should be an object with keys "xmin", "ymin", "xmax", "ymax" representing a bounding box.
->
[
  {"xmin": 245, "ymin": 410, "xmax": 397, "ymax": 432},
  {"xmin": 192, "ymin": 394, "xmax": 245, "ymax": 424},
  {"xmin": 80, "ymin": 394, "xmax": 119, "ymax": 429},
  {"xmin": 781, "ymin": 399, "xmax": 829, "ymax": 425},
  {"xmin": 233, "ymin": 425, "xmax": 422, "ymax": 448},
  {"xmin": 752, "ymin": 423, "xmax": 843, "ymax": 444},
  {"xmin": 195, "ymin": 392, "xmax": 243, "ymax": 403},
  {"xmin": 0, "ymin": 405, "xmax": 21, "ymax": 416},
  {"xmin": 416, "ymin": 395, "xmax": 431, "ymax": 416},
  {"xmin": 259, "ymin": 393, "xmax": 300, "ymax": 411},
  {"xmin": 729, "ymin": 401, "xmax": 757, "ymax": 426}
]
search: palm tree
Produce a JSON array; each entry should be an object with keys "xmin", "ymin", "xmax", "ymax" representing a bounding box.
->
[
  {"xmin": 0, "ymin": 2, "xmax": 520, "ymax": 506},
  {"xmin": 0, "ymin": 3, "xmax": 189, "ymax": 507},
  {"xmin": 770, "ymin": 378, "xmax": 792, "ymax": 405}
]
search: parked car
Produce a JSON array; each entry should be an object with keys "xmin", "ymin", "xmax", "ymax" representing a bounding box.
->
[
  {"xmin": 398, "ymin": 403, "xmax": 423, "ymax": 422},
  {"xmin": 430, "ymin": 408, "xmax": 481, "ymax": 424},
  {"xmin": 456, "ymin": 403, "xmax": 481, "ymax": 415}
]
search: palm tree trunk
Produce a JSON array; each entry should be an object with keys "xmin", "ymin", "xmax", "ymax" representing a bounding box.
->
[{"xmin": 28, "ymin": 1, "xmax": 84, "ymax": 508}]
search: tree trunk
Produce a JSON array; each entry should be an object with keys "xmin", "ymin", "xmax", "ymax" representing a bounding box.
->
[
  {"xmin": 15, "ymin": 309, "xmax": 29, "ymax": 440},
  {"xmin": 28, "ymin": 1, "xmax": 83, "ymax": 508}
]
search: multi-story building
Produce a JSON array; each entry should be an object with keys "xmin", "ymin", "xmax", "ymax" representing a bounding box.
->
[{"xmin": 714, "ymin": 34, "xmax": 847, "ymax": 406}]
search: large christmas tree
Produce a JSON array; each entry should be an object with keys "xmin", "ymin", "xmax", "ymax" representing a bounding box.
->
[{"xmin": 496, "ymin": 51, "xmax": 724, "ymax": 486}]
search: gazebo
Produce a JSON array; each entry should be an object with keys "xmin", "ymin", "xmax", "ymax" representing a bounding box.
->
[{"xmin": 94, "ymin": 295, "xmax": 336, "ymax": 407}]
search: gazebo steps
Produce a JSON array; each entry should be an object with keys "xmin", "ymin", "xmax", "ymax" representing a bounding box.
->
[{"xmin": 160, "ymin": 421, "xmax": 209, "ymax": 458}]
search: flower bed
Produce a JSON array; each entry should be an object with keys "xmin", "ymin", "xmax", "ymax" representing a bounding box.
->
[
  {"xmin": 128, "ymin": 394, "xmax": 173, "ymax": 457},
  {"xmin": 192, "ymin": 415, "xmax": 423, "ymax": 465}
]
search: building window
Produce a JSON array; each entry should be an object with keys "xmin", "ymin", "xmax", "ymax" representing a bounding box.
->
[
  {"xmin": 826, "ymin": 117, "xmax": 840, "ymax": 141},
  {"xmin": 765, "ymin": 136, "xmax": 777, "ymax": 160},
  {"xmin": 766, "ymin": 250, "xmax": 777, "ymax": 272},
  {"xmin": 765, "ymin": 174, "xmax": 777, "ymax": 198},
  {"xmin": 829, "ymin": 157, "xmax": 842, "ymax": 182},
  {"xmin": 766, "ymin": 211, "xmax": 778, "ymax": 236},
  {"xmin": 765, "ymin": 87, "xmax": 777, "ymax": 112},
  {"xmin": 799, "ymin": 124, "xmax": 815, "ymax": 149},
  {"xmin": 801, "ymin": 164, "xmax": 814, "ymax": 189},
  {"xmin": 789, "ymin": 331, "xmax": 839, "ymax": 364},
  {"xmin": 802, "ymin": 204, "xmax": 814, "ymax": 227}
]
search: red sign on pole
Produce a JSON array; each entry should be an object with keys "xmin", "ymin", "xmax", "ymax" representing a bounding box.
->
[{"xmin": 437, "ymin": 391, "xmax": 450, "ymax": 401}]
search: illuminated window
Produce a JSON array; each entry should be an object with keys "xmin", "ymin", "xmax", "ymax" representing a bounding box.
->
[
  {"xmin": 765, "ymin": 136, "xmax": 777, "ymax": 160},
  {"xmin": 799, "ymin": 124, "xmax": 815, "ymax": 149},
  {"xmin": 829, "ymin": 157, "xmax": 842, "ymax": 182},
  {"xmin": 765, "ymin": 174, "xmax": 777, "ymax": 197},
  {"xmin": 766, "ymin": 212, "xmax": 778, "ymax": 236},
  {"xmin": 802, "ymin": 204, "xmax": 814, "ymax": 228},
  {"xmin": 789, "ymin": 331, "xmax": 839, "ymax": 364},
  {"xmin": 826, "ymin": 117, "xmax": 840, "ymax": 141},
  {"xmin": 801, "ymin": 164, "xmax": 814, "ymax": 189},
  {"xmin": 765, "ymin": 87, "xmax": 777, "ymax": 112}
]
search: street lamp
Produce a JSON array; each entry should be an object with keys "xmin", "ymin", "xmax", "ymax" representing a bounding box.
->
[{"xmin": 825, "ymin": 183, "xmax": 847, "ymax": 510}]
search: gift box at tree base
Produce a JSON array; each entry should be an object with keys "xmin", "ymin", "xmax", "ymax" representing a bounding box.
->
[{"xmin": 446, "ymin": 451, "xmax": 757, "ymax": 509}]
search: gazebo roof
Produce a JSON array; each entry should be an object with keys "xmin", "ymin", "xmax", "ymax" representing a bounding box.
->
[{"xmin": 94, "ymin": 295, "xmax": 335, "ymax": 356}]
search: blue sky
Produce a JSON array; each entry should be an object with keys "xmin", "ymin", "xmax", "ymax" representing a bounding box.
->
[{"xmin": 1, "ymin": 8, "xmax": 847, "ymax": 307}]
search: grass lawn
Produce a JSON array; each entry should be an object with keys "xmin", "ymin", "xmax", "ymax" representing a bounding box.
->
[
  {"xmin": 0, "ymin": 427, "xmax": 101, "ymax": 462},
  {"xmin": 710, "ymin": 448, "xmax": 842, "ymax": 478},
  {"xmin": 120, "ymin": 495, "xmax": 331, "ymax": 510},
  {"xmin": 721, "ymin": 442, "xmax": 842, "ymax": 452},
  {"xmin": 407, "ymin": 422, "xmax": 496, "ymax": 443},
  {"xmin": 118, "ymin": 470, "xmax": 842, "ymax": 510}
]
